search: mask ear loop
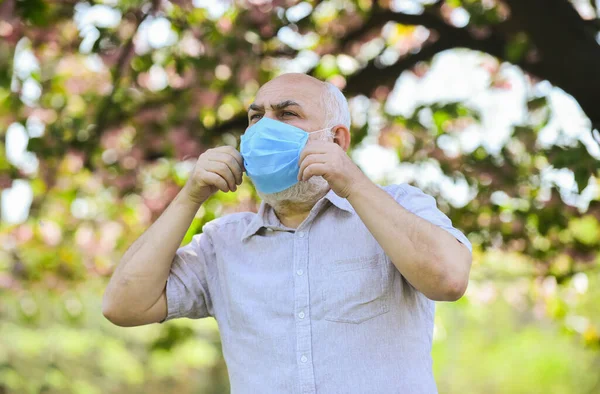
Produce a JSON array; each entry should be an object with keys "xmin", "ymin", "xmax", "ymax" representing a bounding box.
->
[
  {"xmin": 306, "ymin": 127, "xmax": 333, "ymax": 140},
  {"xmin": 309, "ymin": 127, "xmax": 331, "ymax": 134}
]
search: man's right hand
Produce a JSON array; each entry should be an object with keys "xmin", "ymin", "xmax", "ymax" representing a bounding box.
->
[{"xmin": 184, "ymin": 146, "xmax": 245, "ymax": 204}]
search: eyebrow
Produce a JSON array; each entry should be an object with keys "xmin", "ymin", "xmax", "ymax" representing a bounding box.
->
[{"xmin": 248, "ymin": 100, "xmax": 302, "ymax": 112}]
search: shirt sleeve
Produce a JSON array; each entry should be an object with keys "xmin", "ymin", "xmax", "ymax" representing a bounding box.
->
[
  {"xmin": 389, "ymin": 184, "xmax": 472, "ymax": 253},
  {"xmin": 159, "ymin": 232, "xmax": 215, "ymax": 323}
]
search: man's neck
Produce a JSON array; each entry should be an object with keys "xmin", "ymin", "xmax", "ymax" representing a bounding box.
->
[
  {"xmin": 276, "ymin": 210, "xmax": 310, "ymax": 229},
  {"xmin": 270, "ymin": 189, "xmax": 330, "ymax": 229}
]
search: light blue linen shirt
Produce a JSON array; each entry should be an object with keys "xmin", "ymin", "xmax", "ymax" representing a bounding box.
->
[{"xmin": 161, "ymin": 183, "xmax": 472, "ymax": 394}]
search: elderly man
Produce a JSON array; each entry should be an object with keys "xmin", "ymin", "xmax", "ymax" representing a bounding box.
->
[{"xmin": 103, "ymin": 73, "xmax": 472, "ymax": 394}]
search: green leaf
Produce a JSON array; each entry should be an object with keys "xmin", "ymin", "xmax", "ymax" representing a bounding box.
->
[{"xmin": 505, "ymin": 33, "xmax": 530, "ymax": 63}]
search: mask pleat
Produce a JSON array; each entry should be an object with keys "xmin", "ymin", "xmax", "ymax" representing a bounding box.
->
[
  {"xmin": 245, "ymin": 154, "xmax": 297, "ymax": 171},
  {"xmin": 242, "ymin": 147, "xmax": 298, "ymax": 157}
]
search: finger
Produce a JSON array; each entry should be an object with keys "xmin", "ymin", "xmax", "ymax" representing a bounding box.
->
[
  {"xmin": 206, "ymin": 160, "xmax": 236, "ymax": 191},
  {"xmin": 299, "ymin": 142, "xmax": 329, "ymax": 164},
  {"xmin": 200, "ymin": 171, "xmax": 229, "ymax": 193},
  {"xmin": 209, "ymin": 152, "xmax": 243, "ymax": 185},
  {"xmin": 219, "ymin": 146, "xmax": 245, "ymax": 175},
  {"xmin": 300, "ymin": 163, "xmax": 328, "ymax": 182},
  {"xmin": 298, "ymin": 153, "xmax": 328, "ymax": 181}
]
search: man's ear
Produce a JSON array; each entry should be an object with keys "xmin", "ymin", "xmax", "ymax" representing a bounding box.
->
[{"xmin": 332, "ymin": 125, "xmax": 351, "ymax": 152}]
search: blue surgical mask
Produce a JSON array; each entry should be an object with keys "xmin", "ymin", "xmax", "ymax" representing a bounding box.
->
[{"xmin": 240, "ymin": 117, "xmax": 331, "ymax": 194}]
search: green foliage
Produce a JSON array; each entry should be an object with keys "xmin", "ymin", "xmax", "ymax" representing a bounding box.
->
[
  {"xmin": 505, "ymin": 32, "xmax": 531, "ymax": 63},
  {"xmin": 0, "ymin": 281, "xmax": 229, "ymax": 394}
]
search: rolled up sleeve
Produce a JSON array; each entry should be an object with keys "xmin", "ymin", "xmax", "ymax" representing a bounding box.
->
[
  {"xmin": 159, "ymin": 232, "xmax": 215, "ymax": 323},
  {"xmin": 391, "ymin": 184, "xmax": 472, "ymax": 253}
]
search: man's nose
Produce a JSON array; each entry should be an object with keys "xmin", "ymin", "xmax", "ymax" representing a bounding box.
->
[{"xmin": 263, "ymin": 111, "xmax": 277, "ymax": 120}]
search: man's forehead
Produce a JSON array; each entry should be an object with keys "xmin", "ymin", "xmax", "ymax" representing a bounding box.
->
[{"xmin": 254, "ymin": 78, "xmax": 324, "ymax": 104}]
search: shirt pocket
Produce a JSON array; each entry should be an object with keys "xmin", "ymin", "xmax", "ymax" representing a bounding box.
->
[{"xmin": 321, "ymin": 253, "xmax": 390, "ymax": 324}]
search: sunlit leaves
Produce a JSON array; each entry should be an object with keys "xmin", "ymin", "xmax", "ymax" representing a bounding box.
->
[{"xmin": 568, "ymin": 215, "xmax": 600, "ymax": 246}]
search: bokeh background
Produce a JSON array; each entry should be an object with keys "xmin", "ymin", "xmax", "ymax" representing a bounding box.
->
[{"xmin": 1, "ymin": 0, "xmax": 600, "ymax": 393}]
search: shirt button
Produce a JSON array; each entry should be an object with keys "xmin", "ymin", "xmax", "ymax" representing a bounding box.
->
[
  {"xmin": 297, "ymin": 231, "xmax": 305, "ymax": 238},
  {"xmin": 298, "ymin": 311, "xmax": 305, "ymax": 319},
  {"xmin": 296, "ymin": 269, "xmax": 303, "ymax": 276},
  {"xmin": 300, "ymin": 355, "xmax": 308, "ymax": 363}
]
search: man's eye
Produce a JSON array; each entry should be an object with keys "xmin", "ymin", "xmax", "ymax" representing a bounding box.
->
[
  {"xmin": 250, "ymin": 114, "xmax": 263, "ymax": 120},
  {"xmin": 282, "ymin": 111, "xmax": 296, "ymax": 117}
]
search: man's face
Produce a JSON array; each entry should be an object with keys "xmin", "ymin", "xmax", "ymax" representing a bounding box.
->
[
  {"xmin": 245, "ymin": 74, "xmax": 333, "ymax": 209},
  {"xmin": 247, "ymin": 74, "xmax": 328, "ymax": 135}
]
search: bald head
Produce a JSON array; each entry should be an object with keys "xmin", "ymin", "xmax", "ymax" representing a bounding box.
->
[{"xmin": 261, "ymin": 73, "xmax": 328, "ymax": 94}]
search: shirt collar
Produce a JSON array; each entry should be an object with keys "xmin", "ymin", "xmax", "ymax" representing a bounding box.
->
[
  {"xmin": 324, "ymin": 188, "xmax": 354, "ymax": 214},
  {"xmin": 240, "ymin": 188, "xmax": 354, "ymax": 242}
]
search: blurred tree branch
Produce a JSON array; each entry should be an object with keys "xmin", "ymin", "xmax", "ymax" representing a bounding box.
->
[
  {"xmin": 86, "ymin": 2, "xmax": 160, "ymax": 166},
  {"xmin": 211, "ymin": 0, "xmax": 600, "ymax": 136},
  {"xmin": 206, "ymin": 8, "xmax": 517, "ymax": 136}
]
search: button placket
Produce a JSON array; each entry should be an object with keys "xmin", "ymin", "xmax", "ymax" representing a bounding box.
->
[{"xmin": 294, "ymin": 226, "xmax": 316, "ymax": 394}]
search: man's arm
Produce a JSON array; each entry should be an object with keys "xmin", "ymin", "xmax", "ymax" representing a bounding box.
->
[
  {"xmin": 102, "ymin": 184, "xmax": 202, "ymax": 326},
  {"xmin": 346, "ymin": 180, "xmax": 472, "ymax": 302},
  {"xmin": 297, "ymin": 136, "xmax": 471, "ymax": 302},
  {"xmin": 102, "ymin": 146, "xmax": 244, "ymax": 327}
]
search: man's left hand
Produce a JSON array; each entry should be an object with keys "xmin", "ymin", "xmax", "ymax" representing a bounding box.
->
[{"xmin": 297, "ymin": 140, "xmax": 369, "ymax": 199}]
